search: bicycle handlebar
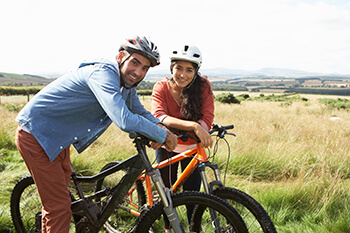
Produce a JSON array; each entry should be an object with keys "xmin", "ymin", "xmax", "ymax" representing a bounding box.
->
[
  {"xmin": 128, "ymin": 123, "xmax": 235, "ymax": 146},
  {"xmin": 129, "ymin": 131, "xmax": 152, "ymax": 147},
  {"xmin": 209, "ymin": 123, "xmax": 234, "ymax": 134},
  {"xmin": 168, "ymin": 123, "xmax": 235, "ymax": 142},
  {"xmin": 129, "ymin": 131, "xmax": 138, "ymax": 139},
  {"xmin": 209, "ymin": 123, "xmax": 235, "ymax": 139}
]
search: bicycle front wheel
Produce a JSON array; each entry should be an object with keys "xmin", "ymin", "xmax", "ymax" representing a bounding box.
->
[
  {"xmin": 134, "ymin": 191, "xmax": 248, "ymax": 233},
  {"xmin": 212, "ymin": 186, "xmax": 277, "ymax": 233}
]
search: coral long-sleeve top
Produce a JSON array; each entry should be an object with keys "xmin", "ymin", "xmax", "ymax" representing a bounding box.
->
[{"xmin": 151, "ymin": 77, "xmax": 215, "ymax": 148}]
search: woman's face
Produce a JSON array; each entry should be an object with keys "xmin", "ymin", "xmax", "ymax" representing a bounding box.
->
[{"xmin": 172, "ymin": 60, "xmax": 196, "ymax": 89}]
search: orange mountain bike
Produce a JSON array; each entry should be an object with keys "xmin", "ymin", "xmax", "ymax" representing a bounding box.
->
[{"xmin": 95, "ymin": 124, "xmax": 277, "ymax": 233}]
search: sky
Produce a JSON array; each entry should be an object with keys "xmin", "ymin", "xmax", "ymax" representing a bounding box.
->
[{"xmin": 1, "ymin": 0, "xmax": 350, "ymax": 76}]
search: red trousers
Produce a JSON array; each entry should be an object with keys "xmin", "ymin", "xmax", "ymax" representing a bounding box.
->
[{"xmin": 15, "ymin": 127, "xmax": 72, "ymax": 233}]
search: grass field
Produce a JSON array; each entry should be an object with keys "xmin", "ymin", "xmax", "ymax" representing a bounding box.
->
[{"xmin": 1, "ymin": 93, "xmax": 350, "ymax": 232}]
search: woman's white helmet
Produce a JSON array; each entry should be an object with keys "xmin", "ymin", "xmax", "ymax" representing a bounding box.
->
[{"xmin": 170, "ymin": 45, "xmax": 202, "ymax": 68}]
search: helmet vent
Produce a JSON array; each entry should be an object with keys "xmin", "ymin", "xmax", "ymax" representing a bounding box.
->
[
  {"xmin": 170, "ymin": 45, "xmax": 202, "ymax": 68},
  {"xmin": 120, "ymin": 36, "xmax": 160, "ymax": 67},
  {"xmin": 128, "ymin": 39, "xmax": 137, "ymax": 45}
]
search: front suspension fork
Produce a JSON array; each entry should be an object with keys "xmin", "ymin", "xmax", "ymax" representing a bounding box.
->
[{"xmin": 148, "ymin": 168, "xmax": 185, "ymax": 233}]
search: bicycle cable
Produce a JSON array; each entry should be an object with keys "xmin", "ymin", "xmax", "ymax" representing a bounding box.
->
[{"xmin": 210, "ymin": 134, "xmax": 231, "ymax": 186}]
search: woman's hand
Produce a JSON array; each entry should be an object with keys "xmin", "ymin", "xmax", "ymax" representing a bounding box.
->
[{"xmin": 193, "ymin": 123, "xmax": 213, "ymax": 148}]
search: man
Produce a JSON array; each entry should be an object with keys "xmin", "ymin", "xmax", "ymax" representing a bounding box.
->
[{"xmin": 15, "ymin": 36, "xmax": 177, "ymax": 232}]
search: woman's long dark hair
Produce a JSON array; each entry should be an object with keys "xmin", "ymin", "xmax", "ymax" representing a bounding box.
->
[{"xmin": 170, "ymin": 61, "xmax": 210, "ymax": 122}]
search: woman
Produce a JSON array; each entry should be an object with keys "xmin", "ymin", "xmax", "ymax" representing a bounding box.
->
[{"xmin": 151, "ymin": 45, "xmax": 215, "ymax": 230}]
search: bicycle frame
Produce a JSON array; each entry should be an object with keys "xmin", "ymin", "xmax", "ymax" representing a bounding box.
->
[
  {"xmin": 68, "ymin": 133, "xmax": 185, "ymax": 232},
  {"xmin": 70, "ymin": 154, "xmax": 145, "ymax": 227},
  {"xmin": 135, "ymin": 141, "xmax": 223, "ymax": 210}
]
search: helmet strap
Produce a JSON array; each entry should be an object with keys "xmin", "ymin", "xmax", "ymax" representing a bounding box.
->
[
  {"xmin": 118, "ymin": 51, "xmax": 136, "ymax": 89},
  {"xmin": 184, "ymin": 73, "xmax": 198, "ymax": 89},
  {"xmin": 119, "ymin": 51, "xmax": 131, "ymax": 66}
]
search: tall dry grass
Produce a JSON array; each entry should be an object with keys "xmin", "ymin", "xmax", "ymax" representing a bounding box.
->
[
  {"xmin": 212, "ymin": 98, "xmax": 350, "ymax": 232},
  {"xmin": 1, "ymin": 94, "xmax": 350, "ymax": 232},
  {"xmin": 220, "ymin": 100, "xmax": 350, "ymax": 179}
]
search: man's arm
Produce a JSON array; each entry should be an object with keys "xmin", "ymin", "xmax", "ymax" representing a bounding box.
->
[{"xmin": 86, "ymin": 68, "xmax": 167, "ymax": 144}]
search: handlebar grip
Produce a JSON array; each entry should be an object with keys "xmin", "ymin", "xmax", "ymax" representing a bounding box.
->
[
  {"xmin": 223, "ymin": 125, "xmax": 234, "ymax": 130},
  {"xmin": 129, "ymin": 131, "xmax": 137, "ymax": 139},
  {"xmin": 209, "ymin": 124, "xmax": 234, "ymax": 134}
]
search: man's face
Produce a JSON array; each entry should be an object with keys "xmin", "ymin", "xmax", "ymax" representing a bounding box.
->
[{"xmin": 118, "ymin": 52, "xmax": 151, "ymax": 87}]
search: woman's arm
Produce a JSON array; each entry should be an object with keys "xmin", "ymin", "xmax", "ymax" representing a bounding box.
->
[{"xmin": 162, "ymin": 116, "xmax": 213, "ymax": 148}]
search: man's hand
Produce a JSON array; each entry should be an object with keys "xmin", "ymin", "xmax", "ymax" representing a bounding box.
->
[
  {"xmin": 150, "ymin": 141, "xmax": 163, "ymax": 150},
  {"xmin": 163, "ymin": 129, "xmax": 177, "ymax": 151},
  {"xmin": 152, "ymin": 123, "xmax": 177, "ymax": 152}
]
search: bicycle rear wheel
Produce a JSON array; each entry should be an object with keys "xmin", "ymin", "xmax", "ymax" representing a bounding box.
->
[
  {"xmin": 134, "ymin": 191, "xmax": 248, "ymax": 233},
  {"xmin": 212, "ymin": 186, "xmax": 277, "ymax": 233},
  {"xmin": 10, "ymin": 175, "xmax": 77, "ymax": 233},
  {"xmin": 11, "ymin": 175, "xmax": 42, "ymax": 233},
  {"xmin": 95, "ymin": 161, "xmax": 147, "ymax": 233}
]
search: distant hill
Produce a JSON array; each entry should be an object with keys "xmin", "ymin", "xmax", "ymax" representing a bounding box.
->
[
  {"xmin": 0, "ymin": 72, "xmax": 53, "ymax": 86},
  {"xmin": 2, "ymin": 67, "xmax": 350, "ymax": 86},
  {"xmin": 146, "ymin": 67, "xmax": 350, "ymax": 81}
]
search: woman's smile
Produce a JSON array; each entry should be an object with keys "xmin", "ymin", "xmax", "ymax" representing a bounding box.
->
[{"xmin": 172, "ymin": 60, "xmax": 196, "ymax": 89}]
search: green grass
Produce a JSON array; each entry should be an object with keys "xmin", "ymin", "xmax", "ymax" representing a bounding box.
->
[
  {"xmin": 319, "ymin": 98, "xmax": 350, "ymax": 110},
  {"xmin": 1, "ymin": 93, "xmax": 350, "ymax": 232}
]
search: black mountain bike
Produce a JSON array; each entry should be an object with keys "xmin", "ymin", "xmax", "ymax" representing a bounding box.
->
[{"xmin": 11, "ymin": 131, "xmax": 249, "ymax": 233}]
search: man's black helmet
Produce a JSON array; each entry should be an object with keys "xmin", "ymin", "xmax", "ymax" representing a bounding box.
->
[{"xmin": 119, "ymin": 36, "xmax": 160, "ymax": 67}]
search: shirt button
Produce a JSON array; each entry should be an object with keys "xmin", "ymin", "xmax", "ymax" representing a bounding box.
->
[
  {"xmin": 100, "ymin": 119, "xmax": 103, "ymax": 122},
  {"xmin": 60, "ymin": 146, "xmax": 63, "ymax": 149},
  {"xmin": 74, "ymin": 137, "xmax": 78, "ymax": 140},
  {"xmin": 88, "ymin": 129, "xmax": 91, "ymax": 132}
]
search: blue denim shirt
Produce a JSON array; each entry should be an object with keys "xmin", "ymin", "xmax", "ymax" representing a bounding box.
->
[{"xmin": 16, "ymin": 58, "xmax": 166, "ymax": 162}]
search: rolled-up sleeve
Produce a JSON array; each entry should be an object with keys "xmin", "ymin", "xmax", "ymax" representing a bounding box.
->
[{"xmin": 86, "ymin": 67, "xmax": 166, "ymax": 143}]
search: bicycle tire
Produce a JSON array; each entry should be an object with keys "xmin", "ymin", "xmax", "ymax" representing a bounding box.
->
[
  {"xmin": 134, "ymin": 191, "xmax": 248, "ymax": 233},
  {"xmin": 95, "ymin": 161, "xmax": 147, "ymax": 233},
  {"xmin": 10, "ymin": 175, "xmax": 78, "ymax": 233},
  {"xmin": 10, "ymin": 175, "xmax": 42, "ymax": 233},
  {"xmin": 212, "ymin": 186, "xmax": 277, "ymax": 233}
]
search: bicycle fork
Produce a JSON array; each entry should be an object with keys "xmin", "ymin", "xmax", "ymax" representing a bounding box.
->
[
  {"xmin": 137, "ymin": 141, "xmax": 185, "ymax": 233},
  {"xmin": 148, "ymin": 168, "xmax": 185, "ymax": 233},
  {"xmin": 199, "ymin": 162, "xmax": 223, "ymax": 194},
  {"xmin": 198, "ymin": 163, "xmax": 224, "ymax": 233}
]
